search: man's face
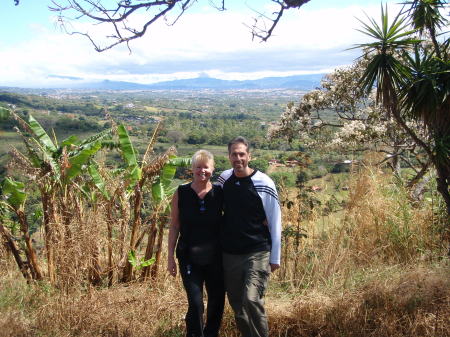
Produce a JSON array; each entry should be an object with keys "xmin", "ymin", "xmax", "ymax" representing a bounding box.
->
[{"xmin": 229, "ymin": 143, "xmax": 251, "ymax": 176}]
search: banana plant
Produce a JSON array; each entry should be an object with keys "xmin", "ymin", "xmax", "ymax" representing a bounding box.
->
[
  {"xmin": 0, "ymin": 200, "xmax": 31, "ymax": 280},
  {"xmin": 8, "ymin": 110, "xmax": 113, "ymax": 283},
  {"xmin": 1, "ymin": 177, "xmax": 42, "ymax": 280},
  {"xmin": 117, "ymin": 122, "xmax": 192, "ymax": 282},
  {"xmin": 117, "ymin": 124, "xmax": 142, "ymax": 192},
  {"xmin": 142, "ymin": 156, "xmax": 191, "ymax": 280},
  {"xmin": 127, "ymin": 250, "xmax": 155, "ymax": 271}
]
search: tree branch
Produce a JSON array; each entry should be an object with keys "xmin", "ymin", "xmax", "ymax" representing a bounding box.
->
[
  {"xmin": 248, "ymin": 0, "xmax": 311, "ymax": 42},
  {"xmin": 49, "ymin": 0, "xmax": 189, "ymax": 52}
]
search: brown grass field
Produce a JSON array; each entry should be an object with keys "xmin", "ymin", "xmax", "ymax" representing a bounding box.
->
[{"xmin": 1, "ymin": 165, "xmax": 449, "ymax": 337}]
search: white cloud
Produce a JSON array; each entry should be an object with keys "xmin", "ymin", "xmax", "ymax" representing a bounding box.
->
[{"xmin": 0, "ymin": 1, "xmax": 402, "ymax": 87}]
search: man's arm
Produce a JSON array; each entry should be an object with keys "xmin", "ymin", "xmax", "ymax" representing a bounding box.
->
[
  {"xmin": 255, "ymin": 172, "xmax": 282, "ymax": 267},
  {"xmin": 265, "ymin": 193, "xmax": 281, "ymax": 267}
]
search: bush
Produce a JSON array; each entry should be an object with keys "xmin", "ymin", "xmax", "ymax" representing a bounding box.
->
[
  {"xmin": 331, "ymin": 162, "xmax": 350, "ymax": 173},
  {"xmin": 296, "ymin": 170, "xmax": 311, "ymax": 185},
  {"xmin": 249, "ymin": 158, "xmax": 269, "ymax": 173},
  {"xmin": 310, "ymin": 165, "xmax": 328, "ymax": 178},
  {"xmin": 269, "ymin": 171, "xmax": 296, "ymax": 189}
]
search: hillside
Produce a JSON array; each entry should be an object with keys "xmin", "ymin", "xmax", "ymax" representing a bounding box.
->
[{"xmin": 0, "ymin": 73, "xmax": 324, "ymax": 91}]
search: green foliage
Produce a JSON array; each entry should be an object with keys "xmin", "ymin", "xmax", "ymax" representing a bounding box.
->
[
  {"xmin": 66, "ymin": 141, "xmax": 103, "ymax": 180},
  {"xmin": 355, "ymin": 5, "xmax": 418, "ymax": 95},
  {"xmin": 117, "ymin": 124, "xmax": 142, "ymax": 188},
  {"xmin": 27, "ymin": 114, "xmax": 57, "ymax": 153},
  {"xmin": 296, "ymin": 170, "xmax": 311, "ymax": 185},
  {"xmin": 355, "ymin": 0, "xmax": 450, "ymax": 215},
  {"xmin": 331, "ymin": 162, "xmax": 351, "ymax": 174},
  {"xmin": 152, "ymin": 157, "xmax": 191, "ymax": 203},
  {"xmin": 127, "ymin": 250, "xmax": 156, "ymax": 271},
  {"xmin": 249, "ymin": 158, "xmax": 269, "ymax": 173},
  {"xmin": 0, "ymin": 106, "xmax": 10, "ymax": 119},
  {"xmin": 87, "ymin": 162, "xmax": 110, "ymax": 200},
  {"xmin": 1, "ymin": 177, "xmax": 26, "ymax": 208},
  {"xmin": 269, "ymin": 171, "xmax": 296, "ymax": 189}
]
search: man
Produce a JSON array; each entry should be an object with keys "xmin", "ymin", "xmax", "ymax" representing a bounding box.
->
[{"xmin": 217, "ymin": 136, "xmax": 281, "ymax": 337}]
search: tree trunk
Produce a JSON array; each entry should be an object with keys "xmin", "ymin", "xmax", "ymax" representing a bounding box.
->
[
  {"xmin": 116, "ymin": 198, "xmax": 130, "ymax": 278},
  {"xmin": 410, "ymin": 175, "xmax": 431, "ymax": 203},
  {"xmin": 407, "ymin": 160, "xmax": 431, "ymax": 189},
  {"xmin": 89, "ymin": 245, "xmax": 102, "ymax": 286},
  {"xmin": 150, "ymin": 220, "xmax": 165, "ymax": 279},
  {"xmin": 435, "ymin": 163, "xmax": 450, "ymax": 216},
  {"xmin": 141, "ymin": 221, "xmax": 158, "ymax": 280},
  {"xmin": 106, "ymin": 202, "xmax": 114, "ymax": 287},
  {"xmin": 0, "ymin": 223, "xmax": 31, "ymax": 280},
  {"xmin": 16, "ymin": 210, "xmax": 43, "ymax": 280},
  {"xmin": 121, "ymin": 184, "xmax": 143, "ymax": 282},
  {"xmin": 41, "ymin": 191, "xmax": 56, "ymax": 283}
]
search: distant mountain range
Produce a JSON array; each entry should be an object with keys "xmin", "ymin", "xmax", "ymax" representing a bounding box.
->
[{"xmin": 59, "ymin": 74, "xmax": 324, "ymax": 91}]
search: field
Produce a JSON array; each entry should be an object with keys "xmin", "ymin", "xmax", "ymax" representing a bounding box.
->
[
  {"xmin": 1, "ymin": 165, "xmax": 449, "ymax": 337},
  {"xmin": 0, "ymin": 90, "xmax": 449, "ymax": 337}
]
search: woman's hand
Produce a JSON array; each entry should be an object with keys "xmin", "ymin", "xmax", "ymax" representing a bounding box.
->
[{"xmin": 167, "ymin": 256, "xmax": 177, "ymax": 277}]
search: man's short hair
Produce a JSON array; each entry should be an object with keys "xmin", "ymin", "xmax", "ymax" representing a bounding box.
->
[{"xmin": 228, "ymin": 136, "xmax": 250, "ymax": 154}]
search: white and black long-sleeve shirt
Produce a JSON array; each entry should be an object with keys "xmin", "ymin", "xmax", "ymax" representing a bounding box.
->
[{"xmin": 217, "ymin": 169, "xmax": 281, "ymax": 265}]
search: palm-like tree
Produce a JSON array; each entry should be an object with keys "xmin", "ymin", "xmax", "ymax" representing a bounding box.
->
[{"xmin": 355, "ymin": 2, "xmax": 450, "ymax": 217}]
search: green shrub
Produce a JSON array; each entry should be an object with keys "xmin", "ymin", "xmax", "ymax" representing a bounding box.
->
[
  {"xmin": 249, "ymin": 158, "xmax": 268, "ymax": 173},
  {"xmin": 269, "ymin": 171, "xmax": 296, "ymax": 189}
]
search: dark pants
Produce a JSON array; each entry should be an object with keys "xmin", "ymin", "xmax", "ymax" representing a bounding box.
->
[
  {"xmin": 179, "ymin": 259, "xmax": 225, "ymax": 337},
  {"xmin": 223, "ymin": 251, "xmax": 270, "ymax": 337}
]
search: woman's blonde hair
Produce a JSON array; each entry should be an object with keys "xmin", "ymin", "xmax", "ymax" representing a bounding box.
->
[{"xmin": 191, "ymin": 150, "xmax": 214, "ymax": 169}]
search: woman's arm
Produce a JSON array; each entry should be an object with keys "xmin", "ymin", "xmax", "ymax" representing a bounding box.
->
[{"xmin": 167, "ymin": 189, "xmax": 180, "ymax": 277}]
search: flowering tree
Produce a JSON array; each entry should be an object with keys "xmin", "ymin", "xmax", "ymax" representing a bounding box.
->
[
  {"xmin": 355, "ymin": 1, "xmax": 449, "ymax": 215},
  {"xmin": 269, "ymin": 57, "xmax": 431, "ymax": 186}
]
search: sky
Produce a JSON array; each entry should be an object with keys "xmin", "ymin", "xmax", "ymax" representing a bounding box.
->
[{"xmin": 0, "ymin": 0, "xmax": 403, "ymax": 88}]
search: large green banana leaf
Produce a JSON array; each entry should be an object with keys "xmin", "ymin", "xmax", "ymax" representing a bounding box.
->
[
  {"xmin": 117, "ymin": 124, "xmax": 141, "ymax": 187},
  {"xmin": 31, "ymin": 138, "xmax": 61, "ymax": 181},
  {"xmin": 118, "ymin": 124, "xmax": 138, "ymax": 167},
  {"xmin": 61, "ymin": 135, "xmax": 79, "ymax": 148},
  {"xmin": 78, "ymin": 128, "xmax": 113, "ymax": 148},
  {"xmin": 22, "ymin": 136, "xmax": 43, "ymax": 168},
  {"xmin": 27, "ymin": 115, "xmax": 57, "ymax": 153},
  {"xmin": 1, "ymin": 178, "xmax": 26, "ymax": 209},
  {"xmin": 66, "ymin": 141, "xmax": 103, "ymax": 180},
  {"xmin": 88, "ymin": 162, "xmax": 110, "ymax": 200},
  {"xmin": 151, "ymin": 157, "xmax": 191, "ymax": 202}
]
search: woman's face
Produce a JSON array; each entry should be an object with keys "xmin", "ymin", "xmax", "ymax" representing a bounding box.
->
[{"xmin": 192, "ymin": 159, "xmax": 214, "ymax": 183}]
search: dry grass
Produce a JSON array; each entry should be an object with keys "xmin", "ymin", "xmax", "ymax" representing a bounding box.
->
[
  {"xmin": 278, "ymin": 164, "xmax": 446, "ymax": 289},
  {"xmin": 1, "ymin": 166, "xmax": 449, "ymax": 337},
  {"xmin": 1, "ymin": 261, "xmax": 448, "ymax": 337}
]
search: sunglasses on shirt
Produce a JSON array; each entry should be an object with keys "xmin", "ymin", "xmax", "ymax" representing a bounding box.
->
[{"xmin": 199, "ymin": 199, "xmax": 206, "ymax": 213}]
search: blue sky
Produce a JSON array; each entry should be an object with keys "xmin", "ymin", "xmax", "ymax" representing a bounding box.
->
[{"xmin": 0, "ymin": 0, "xmax": 402, "ymax": 88}]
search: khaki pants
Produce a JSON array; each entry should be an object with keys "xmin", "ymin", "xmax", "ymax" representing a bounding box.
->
[{"xmin": 223, "ymin": 251, "xmax": 270, "ymax": 337}]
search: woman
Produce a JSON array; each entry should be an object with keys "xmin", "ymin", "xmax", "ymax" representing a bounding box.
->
[{"xmin": 167, "ymin": 150, "xmax": 225, "ymax": 337}]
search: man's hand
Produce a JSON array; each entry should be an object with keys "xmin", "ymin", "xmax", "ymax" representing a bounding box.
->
[
  {"xmin": 167, "ymin": 256, "xmax": 177, "ymax": 277},
  {"xmin": 270, "ymin": 263, "xmax": 280, "ymax": 272}
]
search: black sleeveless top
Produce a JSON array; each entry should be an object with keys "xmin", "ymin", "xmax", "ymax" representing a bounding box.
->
[{"xmin": 176, "ymin": 183, "xmax": 223, "ymax": 265}]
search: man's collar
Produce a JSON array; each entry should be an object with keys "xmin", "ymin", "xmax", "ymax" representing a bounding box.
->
[{"xmin": 233, "ymin": 167, "xmax": 255, "ymax": 178}]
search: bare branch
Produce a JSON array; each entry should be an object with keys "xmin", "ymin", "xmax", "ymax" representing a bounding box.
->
[
  {"xmin": 208, "ymin": 0, "xmax": 225, "ymax": 11},
  {"xmin": 16, "ymin": 0, "xmax": 312, "ymax": 51},
  {"xmin": 49, "ymin": 0, "xmax": 190, "ymax": 52},
  {"xmin": 165, "ymin": 0, "xmax": 194, "ymax": 27},
  {"xmin": 248, "ymin": 0, "xmax": 311, "ymax": 42}
]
